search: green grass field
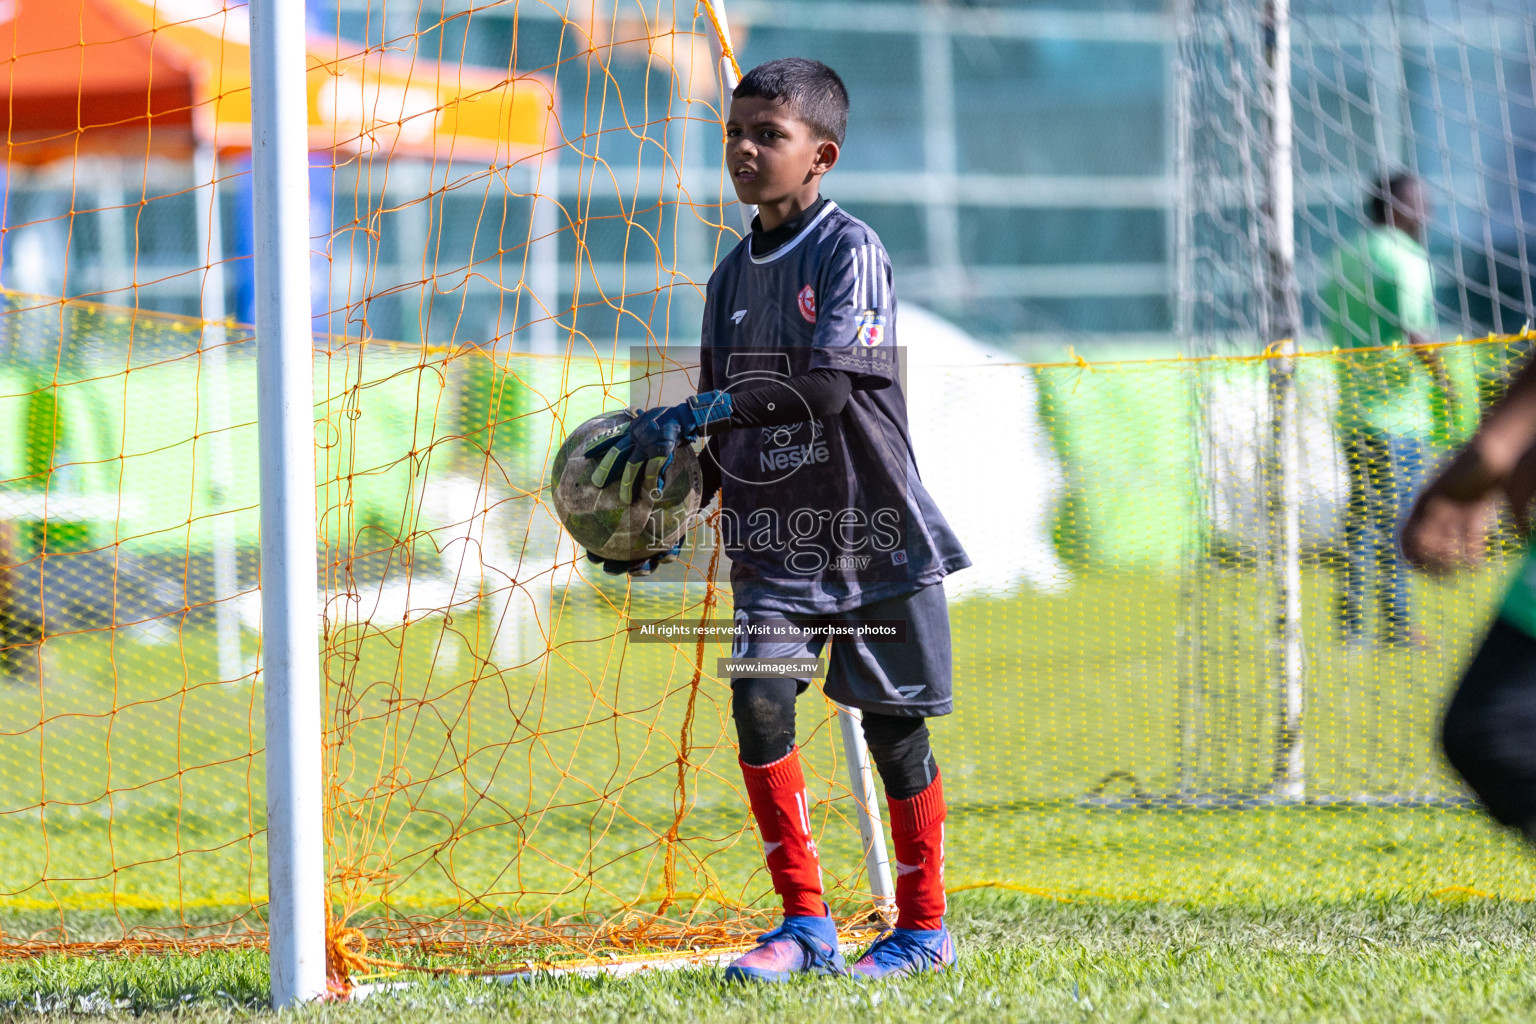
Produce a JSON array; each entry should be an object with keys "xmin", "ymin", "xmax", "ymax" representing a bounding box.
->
[{"xmin": 8, "ymin": 892, "xmax": 1536, "ymax": 1021}]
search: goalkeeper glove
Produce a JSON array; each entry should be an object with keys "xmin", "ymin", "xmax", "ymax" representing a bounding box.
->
[
  {"xmin": 584, "ymin": 391, "xmax": 733, "ymax": 503},
  {"xmin": 586, "ymin": 543, "xmax": 681, "ymax": 577}
]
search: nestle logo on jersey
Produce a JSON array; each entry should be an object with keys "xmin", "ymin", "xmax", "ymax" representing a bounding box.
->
[
  {"xmin": 757, "ymin": 421, "xmax": 829, "ymax": 474},
  {"xmin": 759, "ymin": 442, "xmax": 830, "ymax": 472}
]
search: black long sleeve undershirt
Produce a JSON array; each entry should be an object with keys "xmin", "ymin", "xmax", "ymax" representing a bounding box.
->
[
  {"xmin": 723, "ymin": 365, "xmax": 855, "ymax": 429},
  {"xmin": 697, "ymin": 366, "xmax": 857, "ymax": 500}
]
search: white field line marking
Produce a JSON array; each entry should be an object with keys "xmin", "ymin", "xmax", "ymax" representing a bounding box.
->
[{"xmin": 348, "ymin": 943, "xmax": 865, "ymax": 999}]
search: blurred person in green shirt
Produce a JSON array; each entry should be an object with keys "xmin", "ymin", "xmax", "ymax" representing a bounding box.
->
[{"xmin": 1323, "ymin": 172, "xmax": 1456, "ymax": 646}]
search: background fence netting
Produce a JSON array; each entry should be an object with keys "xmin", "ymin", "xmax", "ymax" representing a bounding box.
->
[{"xmin": 7, "ymin": 0, "xmax": 1536, "ymax": 984}]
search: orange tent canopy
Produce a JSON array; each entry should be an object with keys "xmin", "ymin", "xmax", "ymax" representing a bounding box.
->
[{"xmin": 0, "ymin": 0, "xmax": 554, "ymax": 164}]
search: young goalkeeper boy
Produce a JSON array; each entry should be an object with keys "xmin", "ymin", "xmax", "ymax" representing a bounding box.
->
[{"xmin": 581, "ymin": 57, "xmax": 970, "ymax": 980}]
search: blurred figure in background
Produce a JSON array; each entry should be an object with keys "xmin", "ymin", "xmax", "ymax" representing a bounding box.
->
[{"xmin": 1323, "ymin": 171, "xmax": 1456, "ymax": 648}]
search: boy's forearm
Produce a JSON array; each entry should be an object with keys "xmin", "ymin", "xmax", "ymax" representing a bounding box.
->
[{"xmin": 702, "ymin": 367, "xmax": 854, "ymax": 432}]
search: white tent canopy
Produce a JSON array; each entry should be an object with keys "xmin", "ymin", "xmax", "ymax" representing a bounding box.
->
[{"xmin": 901, "ymin": 304, "xmax": 1071, "ymax": 597}]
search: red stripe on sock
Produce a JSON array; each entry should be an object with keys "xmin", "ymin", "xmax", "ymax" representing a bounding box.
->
[
  {"xmin": 740, "ymin": 747, "xmax": 825, "ymax": 918},
  {"xmin": 888, "ymin": 771, "xmax": 946, "ymax": 931}
]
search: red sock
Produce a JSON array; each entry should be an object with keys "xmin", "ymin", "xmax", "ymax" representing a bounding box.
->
[
  {"xmin": 888, "ymin": 771, "xmax": 947, "ymax": 930},
  {"xmin": 740, "ymin": 747, "xmax": 825, "ymax": 918}
]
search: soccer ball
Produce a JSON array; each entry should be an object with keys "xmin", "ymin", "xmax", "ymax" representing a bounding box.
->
[{"xmin": 549, "ymin": 411, "xmax": 703, "ymax": 562}]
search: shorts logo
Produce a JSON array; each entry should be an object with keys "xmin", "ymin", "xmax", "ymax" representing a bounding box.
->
[
  {"xmin": 797, "ymin": 285, "xmax": 817, "ymax": 323},
  {"xmin": 890, "ymin": 550, "xmax": 908, "ymax": 566},
  {"xmin": 731, "ymin": 309, "xmax": 749, "ymax": 325},
  {"xmin": 856, "ymin": 309, "xmax": 886, "ymax": 346}
]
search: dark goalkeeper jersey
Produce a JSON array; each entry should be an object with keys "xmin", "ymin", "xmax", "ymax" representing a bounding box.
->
[{"xmin": 699, "ymin": 199, "xmax": 970, "ymax": 615}]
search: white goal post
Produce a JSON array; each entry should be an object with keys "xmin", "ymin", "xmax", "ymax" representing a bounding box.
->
[{"xmin": 249, "ymin": 0, "xmax": 327, "ymax": 1007}]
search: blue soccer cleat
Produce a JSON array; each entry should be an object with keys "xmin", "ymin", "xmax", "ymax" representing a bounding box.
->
[
  {"xmin": 723, "ymin": 910, "xmax": 845, "ymax": 982},
  {"xmin": 849, "ymin": 924, "xmax": 955, "ymax": 980}
]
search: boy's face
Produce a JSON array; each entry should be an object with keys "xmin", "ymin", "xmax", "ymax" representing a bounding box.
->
[{"xmin": 725, "ymin": 95, "xmax": 838, "ymax": 208}]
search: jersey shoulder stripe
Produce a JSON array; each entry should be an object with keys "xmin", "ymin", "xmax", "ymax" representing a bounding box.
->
[
  {"xmin": 842, "ymin": 241, "xmax": 891, "ymax": 311},
  {"xmin": 816, "ymin": 208, "xmax": 892, "ymax": 308},
  {"xmin": 848, "ymin": 241, "xmax": 891, "ymax": 309}
]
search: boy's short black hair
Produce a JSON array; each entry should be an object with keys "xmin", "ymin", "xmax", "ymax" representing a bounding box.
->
[{"xmin": 733, "ymin": 58, "xmax": 849, "ymax": 146}]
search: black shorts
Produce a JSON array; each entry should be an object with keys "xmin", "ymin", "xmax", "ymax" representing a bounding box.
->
[
  {"xmin": 1442, "ymin": 617, "xmax": 1536, "ymax": 828},
  {"xmin": 729, "ymin": 582, "xmax": 954, "ymax": 717}
]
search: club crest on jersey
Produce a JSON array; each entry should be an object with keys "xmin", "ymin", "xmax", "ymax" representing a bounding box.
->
[
  {"xmin": 856, "ymin": 309, "xmax": 886, "ymax": 346},
  {"xmin": 797, "ymin": 285, "xmax": 817, "ymax": 323}
]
